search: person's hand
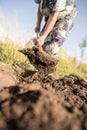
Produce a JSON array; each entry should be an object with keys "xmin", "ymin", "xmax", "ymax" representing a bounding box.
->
[
  {"xmin": 35, "ymin": 35, "xmax": 45, "ymax": 46},
  {"xmin": 35, "ymin": 25, "xmax": 40, "ymax": 33}
]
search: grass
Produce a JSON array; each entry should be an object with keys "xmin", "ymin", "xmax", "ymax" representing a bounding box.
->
[
  {"xmin": 54, "ymin": 56, "xmax": 87, "ymax": 79},
  {"xmin": 0, "ymin": 39, "xmax": 87, "ymax": 79},
  {"xmin": 0, "ymin": 39, "xmax": 28, "ymax": 66}
]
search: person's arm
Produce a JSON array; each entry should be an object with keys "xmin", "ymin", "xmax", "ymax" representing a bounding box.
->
[
  {"xmin": 36, "ymin": 12, "xmax": 59, "ymax": 46},
  {"xmin": 43, "ymin": 12, "xmax": 59, "ymax": 38},
  {"xmin": 35, "ymin": 4, "xmax": 43, "ymax": 33}
]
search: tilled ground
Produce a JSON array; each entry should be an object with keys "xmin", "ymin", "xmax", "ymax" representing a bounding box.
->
[{"xmin": 0, "ymin": 48, "xmax": 87, "ymax": 130}]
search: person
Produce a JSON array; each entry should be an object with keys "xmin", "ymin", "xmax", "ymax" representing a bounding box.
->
[{"xmin": 34, "ymin": 0, "xmax": 77, "ymax": 55}]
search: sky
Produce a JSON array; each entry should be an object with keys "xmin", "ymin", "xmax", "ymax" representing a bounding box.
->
[{"xmin": 0, "ymin": 0, "xmax": 87, "ymax": 62}]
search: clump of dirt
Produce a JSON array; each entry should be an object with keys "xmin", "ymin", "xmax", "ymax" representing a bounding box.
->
[
  {"xmin": 0, "ymin": 48, "xmax": 87, "ymax": 130},
  {"xmin": 20, "ymin": 47, "xmax": 58, "ymax": 79}
]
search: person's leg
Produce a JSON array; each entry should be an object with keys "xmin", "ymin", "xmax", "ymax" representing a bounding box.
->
[{"xmin": 42, "ymin": 24, "xmax": 65, "ymax": 55}]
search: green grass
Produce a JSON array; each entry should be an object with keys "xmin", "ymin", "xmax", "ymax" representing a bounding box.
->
[
  {"xmin": 54, "ymin": 56, "xmax": 87, "ymax": 79},
  {"xmin": 0, "ymin": 39, "xmax": 28, "ymax": 66},
  {"xmin": 0, "ymin": 40, "xmax": 87, "ymax": 79}
]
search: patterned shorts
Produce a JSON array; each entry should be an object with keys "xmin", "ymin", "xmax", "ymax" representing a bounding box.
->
[{"xmin": 41, "ymin": 6, "xmax": 77, "ymax": 55}]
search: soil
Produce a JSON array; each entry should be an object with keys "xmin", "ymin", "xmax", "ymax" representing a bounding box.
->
[
  {"xmin": 0, "ymin": 47, "xmax": 87, "ymax": 130},
  {"xmin": 20, "ymin": 47, "xmax": 58, "ymax": 79}
]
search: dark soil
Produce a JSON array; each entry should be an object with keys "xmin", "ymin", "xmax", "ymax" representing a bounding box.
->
[
  {"xmin": 20, "ymin": 47, "xmax": 58, "ymax": 79},
  {"xmin": 0, "ymin": 48, "xmax": 87, "ymax": 130}
]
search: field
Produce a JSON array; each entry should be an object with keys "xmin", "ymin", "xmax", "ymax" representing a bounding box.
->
[
  {"xmin": 0, "ymin": 40, "xmax": 87, "ymax": 130},
  {"xmin": 0, "ymin": 40, "xmax": 87, "ymax": 79}
]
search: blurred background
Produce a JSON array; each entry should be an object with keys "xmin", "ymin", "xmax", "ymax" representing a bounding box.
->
[{"xmin": 0, "ymin": 0, "xmax": 87, "ymax": 63}]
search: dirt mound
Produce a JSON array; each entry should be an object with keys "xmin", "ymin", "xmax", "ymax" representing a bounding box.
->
[
  {"xmin": 0, "ymin": 48, "xmax": 87, "ymax": 130},
  {"xmin": 0, "ymin": 75, "xmax": 87, "ymax": 130}
]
